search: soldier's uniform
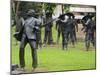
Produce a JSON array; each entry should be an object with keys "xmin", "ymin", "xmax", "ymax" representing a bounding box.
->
[
  {"xmin": 60, "ymin": 14, "xmax": 77, "ymax": 49},
  {"xmin": 43, "ymin": 12, "xmax": 53, "ymax": 46},
  {"xmin": 82, "ymin": 14, "xmax": 96, "ymax": 50},
  {"xmin": 84, "ymin": 18, "xmax": 95, "ymax": 50},
  {"xmin": 69, "ymin": 16, "xmax": 78, "ymax": 46},
  {"xmin": 59, "ymin": 15, "xmax": 69, "ymax": 50}
]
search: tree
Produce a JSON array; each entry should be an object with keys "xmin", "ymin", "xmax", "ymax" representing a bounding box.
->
[
  {"xmin": 43, "ymin": 3, "xmax": 56, "ymax": 14},
  {"xmin": 64, "ymin": 4, "xmax": 71, "ymax": 13},
  {"xmin": 11, "ymin": 0, "xmax": 20, "ymax": 26}
]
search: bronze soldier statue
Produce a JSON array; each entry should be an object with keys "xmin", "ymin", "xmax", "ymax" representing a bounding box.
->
[
  {"xmin": 14, "ymin": 9, "xmax": 41, "ymax": 70},
  {"xmin": 81, "ymin": 14, "xmax": 96, "ymax": 51},
  {"xmin": 43, "ymin": 11, "xmax": 53, "ymax": 46}
]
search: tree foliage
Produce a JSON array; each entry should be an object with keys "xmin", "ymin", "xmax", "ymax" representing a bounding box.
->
[
  {"xmin": 43, "ymin": 3, "xmax": 56, "ymax": 14},
  {"xmin": 11, "ymin": 1, "xmax": 57, "ymax": 26}
]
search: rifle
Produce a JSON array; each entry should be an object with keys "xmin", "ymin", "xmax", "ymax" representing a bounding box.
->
[{"xmin": 41, "ymin": 13, "xmax": 67, "ymax": 27}]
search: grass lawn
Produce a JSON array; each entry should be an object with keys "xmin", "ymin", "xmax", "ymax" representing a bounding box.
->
[{"xmin": 11, "ymin": 26, "xmax": 96, "ymax": 72}]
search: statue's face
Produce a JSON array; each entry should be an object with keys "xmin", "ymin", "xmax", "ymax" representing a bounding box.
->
[{"xmin": 61, "ymin": 16, "xmax": 65, "ymax": 20}]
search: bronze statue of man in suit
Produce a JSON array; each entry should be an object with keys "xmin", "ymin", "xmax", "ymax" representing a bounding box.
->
[{"xmin": 15, "ymin": 9, "xmax": 41, "ymax": 70}]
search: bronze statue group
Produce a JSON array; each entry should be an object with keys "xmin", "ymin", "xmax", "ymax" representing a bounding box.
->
[{"xmin": 13, "ymin": 9, "xmax": 96, "ymax": 72}]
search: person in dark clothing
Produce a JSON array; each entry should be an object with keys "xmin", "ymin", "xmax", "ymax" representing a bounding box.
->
[
  {"xmin": 59, "ymin": 13, "xmax": 78, "ymax": 50},
  {"xmin": 43, "ymin": 11, "xmax": 53, "ymax": 46},
  {"xmin": 81, "ymin": 14, "xmax": 96, "ymax": 51},
  {"xmin": 58, "ymin": 14, "xmax": 69, "ymax": 50},
  {"xmin": 69, "ymin": 16, "xmax": 78, "ymax": 47}
]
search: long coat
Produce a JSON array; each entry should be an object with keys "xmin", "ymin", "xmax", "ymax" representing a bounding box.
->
[{"xmin": 23, "ymin": 17, "xmax": 41, "ymax": 40}]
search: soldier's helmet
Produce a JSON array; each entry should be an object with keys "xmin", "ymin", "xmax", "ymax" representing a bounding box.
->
[
  {"xmin": 58, "ymin": 14, "xmax": 65, "ymax": 20},
  {"xmin": 27, "ymin": 9, "xmax": 36, "ymax": 17},
  {"xmin": 65, "ymin": 13, "xmax": 75, "ymax": 19}
]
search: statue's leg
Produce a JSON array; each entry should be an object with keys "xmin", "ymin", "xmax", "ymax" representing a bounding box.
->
[
  {"xmin": 19, "ymin": 34, "xmax": 27, "ymax": 68},
  {"xmin": 29, "ymin": 40, "xmax": 37, "ymax": 69}
]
